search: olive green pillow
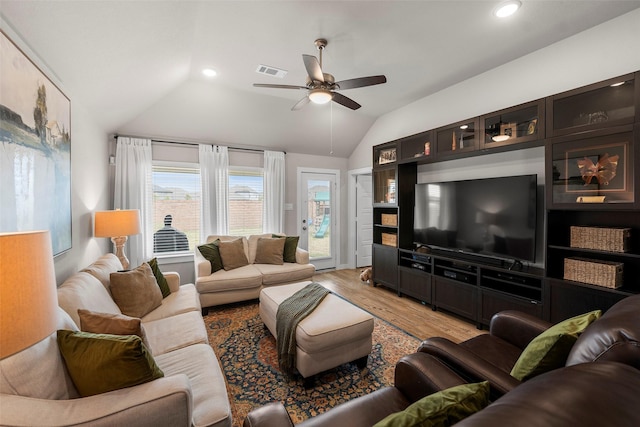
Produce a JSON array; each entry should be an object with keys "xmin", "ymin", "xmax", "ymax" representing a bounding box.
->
[
  {"xmin": 218, "ymin": 238, "xmax": 249, "ymax": 270},
  {"xmin": 272, "ymin": 234, "xmax": 300, "ymax": 263},
  {"xmin": 198, "ymin": 239, "xmax": 223, "ymax": 273},
  {"xmin": 510, "ymin": 310, "xmax": 601, "ymax": 381},
  {"xmin": 147, "ymin": 257, "xmax": 171, "ymax": 298},
  {"xmin": 57, "ymin": 330, "xmax": 164, "ymax": 397},
  {"xmin": 374, "ymin": 381, "xmax": 490, "ymax": 427}
]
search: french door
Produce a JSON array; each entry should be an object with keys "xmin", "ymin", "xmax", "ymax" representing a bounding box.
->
[{"xmin": 298, "ymin": 169, "xmax": 339, "ymax": 270}]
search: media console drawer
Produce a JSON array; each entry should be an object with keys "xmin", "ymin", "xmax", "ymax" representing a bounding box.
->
[{"xmin": 432, "ymin": 277, "xmax": 477, "ymax": 321}]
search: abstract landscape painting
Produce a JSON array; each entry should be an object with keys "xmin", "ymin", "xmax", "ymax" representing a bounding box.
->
[{"xmin": 0, "ymin": 31, "xmax": 71, "ymax": 255}]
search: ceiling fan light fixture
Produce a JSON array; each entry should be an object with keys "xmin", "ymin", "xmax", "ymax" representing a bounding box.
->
[
  {"xmin": 494, "ymin": 0, "xmax": 521, "ymax": 18},
  {"xmin": 308, "ymin": 88, "xmax": 333, "ymax": 104}
]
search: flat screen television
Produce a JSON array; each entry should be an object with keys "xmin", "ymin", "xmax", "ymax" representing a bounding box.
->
[{"xmin": 413, "ymin": 174, "xmax": 537, "ymax": 263}]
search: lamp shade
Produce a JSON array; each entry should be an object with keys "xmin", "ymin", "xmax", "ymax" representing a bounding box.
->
[
  {"xmin": 0, "ymin": 230, "xmax": 58, "ymax": 359},
  {"xmin": 94, "ymin": 209, "xmax": 141, "ymax": 238}
]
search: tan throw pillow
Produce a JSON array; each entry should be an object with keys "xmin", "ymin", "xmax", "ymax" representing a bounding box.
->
[
  {"xmin": 254, "ymin": 237, "xmax": 285, "ymax": 265},
  {"xmin": 57, "ymin": 330, "xmax": 163, "ymax": 397},
  {"xmin": 218, "ymin": 238, "xmax": 250, "ymax": 270},
  {"xmin": 110, "ymin": 263, "xmax": 163, "ymax": 318},
  {"xmin": 78, "ymin": 309, "xmax": 151, "ymax": 349}
]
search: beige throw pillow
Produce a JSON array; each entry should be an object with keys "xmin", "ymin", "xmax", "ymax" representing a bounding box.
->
[
  {"xmin": 78, "ymin": 309, "xmax": 151, "ymax": 349},
  {"xmin": 218, "ymin": 238, "xmax": 250, "ymax": 270},
  {"xmin": 110, "ymin": 263, "xmax": 163, "ymax": 318},
  {"xmin": 254, "ymin": 237, "xmax": 285, "ymax": 265}
]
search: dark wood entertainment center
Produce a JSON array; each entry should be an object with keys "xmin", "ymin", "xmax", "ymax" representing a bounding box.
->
[{"xmin": 372, "ymin": 71, "xmax": 640, "ymax": 327}]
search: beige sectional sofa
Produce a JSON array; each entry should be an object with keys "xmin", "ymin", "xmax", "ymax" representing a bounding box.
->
[
  {"xmin": 195, "ymin": 234, "xmax": 315, "ymax": 312},
  {"xmin": 0, "ymin": 254, "xmax": 231, "ymax": 427}
]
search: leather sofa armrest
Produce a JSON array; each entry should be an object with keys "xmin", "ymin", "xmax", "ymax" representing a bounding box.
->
[
  {"xmin": 163, "ymin": 271, "xmax": 181, "ymax": 293},
  {"xmin": 394, "ymin": 352, "xmax": 467, "ymax": 403},
  {"xmin": 243, "ymin": 402, "xmax": 295, "ymax": 427},
  {"xmin": 489, "ymin": 310, "xmax": 552, "ymax": 350},
  {"xmin": 0, "ymin": 375, "xmax": 193, "ymax": 427},
  {"xmin": 295, "ymin": 247, "xmax": 310, "ymax": 264},
  {"xmin": 418, "ymin": 337, "xmax": 522, "ymax": 398}
]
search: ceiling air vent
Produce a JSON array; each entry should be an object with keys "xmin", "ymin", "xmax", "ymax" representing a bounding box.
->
[{"xmin": 256, "ymin": 64, "xmax": 287, "ymax": 78}]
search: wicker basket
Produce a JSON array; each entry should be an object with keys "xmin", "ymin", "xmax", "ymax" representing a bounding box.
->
[
  {"xmin": 563, "ymin": 257, "xmax": 623, "ymax": 289},
  {"xmin": 381, "ymin": 233, "xmax": 397, "ymax": 247},
  {"xmin": 381, "ymin": 213, "xmax": 398, "ymax": 226},
  {"xmin": 570, "ymin": 226, "xmax": 630, "ymax": 253}
]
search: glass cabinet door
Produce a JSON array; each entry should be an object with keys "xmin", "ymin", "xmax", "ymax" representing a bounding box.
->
[
  {"xmin": 435, "ymin": 118, "xmax": 479, "ymax": 160},
  {"xmin": 481, "ymin": 99, "xmax": 544, "ymax": 149}
]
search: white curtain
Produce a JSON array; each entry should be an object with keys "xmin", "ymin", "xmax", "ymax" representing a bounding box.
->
[
  {"xmin": 199, "ymin": 144, "xmax": 229, "ymax": 239},
  {"xmin": 262, "ymin": 150, "xmax": 285, "ymax": 233},
  {"xmin": 113, "ymin": 137, "xmax": 153, "ymax": 267}
]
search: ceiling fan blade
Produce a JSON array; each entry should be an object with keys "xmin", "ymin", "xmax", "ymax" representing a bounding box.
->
[
  {"xmin": 302, "ymin": 54, "xmax": 324, "ymax": 83},
  {"xmin": 335, "ymin": 75, "xmax": 387, "ymax": 90},
  {"xmin": 291, "ymin": 96, "xmax": 311, "ymax": 111},
  {"xmin": 331, "ymin": 92, "xmax": 361, "ymax": 110},
  {"xmin": 253, "ymin": 83, "xmax": 307, "ymax": 90}
]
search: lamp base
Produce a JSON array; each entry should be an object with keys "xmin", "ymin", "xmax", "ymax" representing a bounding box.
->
[{"xmin": 111, "ymin": 236, "xmax": 130, "ymax": 270}]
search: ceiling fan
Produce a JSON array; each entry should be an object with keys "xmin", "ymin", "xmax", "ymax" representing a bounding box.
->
[{"xmin": 253, "ymin": 38, "xmax": 387, "ymax": 111}]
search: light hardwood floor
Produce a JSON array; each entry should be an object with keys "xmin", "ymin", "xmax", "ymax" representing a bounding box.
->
[{"xmin": 312, "ymin": 268, "xmax": 484, "ymax": 343}]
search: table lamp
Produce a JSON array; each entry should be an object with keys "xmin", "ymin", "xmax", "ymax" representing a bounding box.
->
[
  {"xmin": 94, "ymin": 209, "xmax": 141, "ymax": 269},
  {"xmin": 0, "ymin": 230, "xmax": 58, "ymax": 359}
]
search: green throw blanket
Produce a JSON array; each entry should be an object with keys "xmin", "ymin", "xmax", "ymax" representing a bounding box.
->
[{"xmin": 276, "ymin": 282, "xmax": 330, "ymax": 375}]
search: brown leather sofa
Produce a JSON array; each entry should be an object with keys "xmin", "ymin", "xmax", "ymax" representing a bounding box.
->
[
  {"xmin": 419, "ymin": 293, "xmax": 640, "ymax": 398},
  {"xmin": 244, "ymin": 357, "xmax": 640, "ymax": 427},
  {"xmin": 244, "ymin": 294, "xmax": 640, "ymax": 427}
]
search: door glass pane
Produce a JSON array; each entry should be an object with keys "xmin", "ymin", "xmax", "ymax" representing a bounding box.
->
[{"xmin": 307, "ymin": 179, "xmax": 331, "ymax": 259}]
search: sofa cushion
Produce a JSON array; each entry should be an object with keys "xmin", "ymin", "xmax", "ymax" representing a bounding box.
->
[
  {"xmin": 147, "ymin": 258, "xmax": 171, "ymax": 298},
  {"xmin": 57, "ymin": 330, "xmax": 164, "ymax": 397},
  {"xmin": 78, "ymin": 309, "xmax": 150, "ymax": 349},
  {"xmin": 374, "ymin": 381, "xmax": 490, "ymax": 427},
  {"xmin": 80, "ymin": 253, "xmax": 123, "ymax": 293},
  {"xmin": 58, "ymin": 272, "xmax": 122, "ymax": 328},
  {"xmin": 198, "ymin": 240, "xmax": 224, "ymax": 273},
  {"xmin": 142, "ymin": 310, "xmax": 209, "ymax": 356},
  {"xmin": 110, "ymin": 263, "xmax": 163, "ymax": 318},
  {"xmin": 196, "ymin": 265, "xmax": 263, "ymax": 293},
  {"xmin": 255, "ymin": 262, "xmax": 316, "ymax": 286},
  {"xmin": 254, "ymin": 237, "xmax": 285, "ymax": 265},
  {"xmin": 0, "ymin": 308, "xmax": 79, "ymax": 400},
  {"xmin": 272, "ymin": 234, "xmax": 300, "ymax": 263},
  {"xmin": 142, "ymin": 283, "xmax": 201, "ymax": 322},
  {"xmin": 510, "ymin": 310, "xmax": 601, "ymax": 381},
  {"xmin": 219, "ymin": 238, "xmax": 250, "ymax": 270},
  {"xmin": 154, "ymin": 343, "xmax": 232, "ymax": 427}
]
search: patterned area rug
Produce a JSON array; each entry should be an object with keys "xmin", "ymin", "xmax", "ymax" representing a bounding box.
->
[{"xmin": 204, "ymin": 300, "xmax": 420, "ymax": 426}]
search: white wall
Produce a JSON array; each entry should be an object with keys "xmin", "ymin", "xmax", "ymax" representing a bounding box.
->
[
  {"xmin": 1, "ymin": 22, "xmax": 111, "ymax": 284},
  {"xmin": 348, "ymin": 8, "xmax": 640, "ymax": 170}
]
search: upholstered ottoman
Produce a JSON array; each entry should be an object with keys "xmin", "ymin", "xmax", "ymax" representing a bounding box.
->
[{"xmin": 259, "ymin": 281, "xmax": 374, "ymax": 379}]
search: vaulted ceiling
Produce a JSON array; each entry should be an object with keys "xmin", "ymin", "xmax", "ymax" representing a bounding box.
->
[{"xmin": 2, "ymin": 1, "xmax": 639, "ymax": 157}]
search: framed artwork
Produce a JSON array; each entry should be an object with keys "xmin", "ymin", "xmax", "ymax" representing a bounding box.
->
[
  {"xmin": 378, "ymin": 147, "xmax": 396, "ymax": 165},
  {"xmin": 550, "ymin": 131, "xmax": 634, "ymax": 205},
  {"xmin": 0, "ymin": 30, "xmax": 71, "ymax": 255}
]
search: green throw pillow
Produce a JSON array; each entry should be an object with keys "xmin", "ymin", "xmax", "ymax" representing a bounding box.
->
[
  {"xmin": 374, "ymin": 381, "xmax": 490, "ymax": 427},
  {"xmin": 272, "ymin": 234, "xmax": 299, "ymax": 263},
  {"xmin": 198, "ymin": 239, "xmax": 223, "ymax": 273},
  {"xmin": 147, "ymin": 257, "xmax": 170, "ymax": 298},
  {"xmin": 510, "ymin": 310, "xmax": 601, "ymax": 381},
  {"xmin": 57, "ymin": 330, "xmax": 164, "ymax": 397}
]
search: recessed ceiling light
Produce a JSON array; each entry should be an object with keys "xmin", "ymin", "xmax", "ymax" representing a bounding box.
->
[
  {"xmin": 494, "ymin": 0, "xmax": 521, "ymax": 18},
  {"xmin": 202, "ymin": 68, "xmax": 217, "ymax": 77}
]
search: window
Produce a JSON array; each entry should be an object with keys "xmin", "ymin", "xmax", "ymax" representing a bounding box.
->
[
  {"xmin": 152, "ymin": 163, "xmax": 201, "ymax": 253},
  {"xmin": 228, "ymin": 167, "xmax": 263, "ymax": 236}
]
